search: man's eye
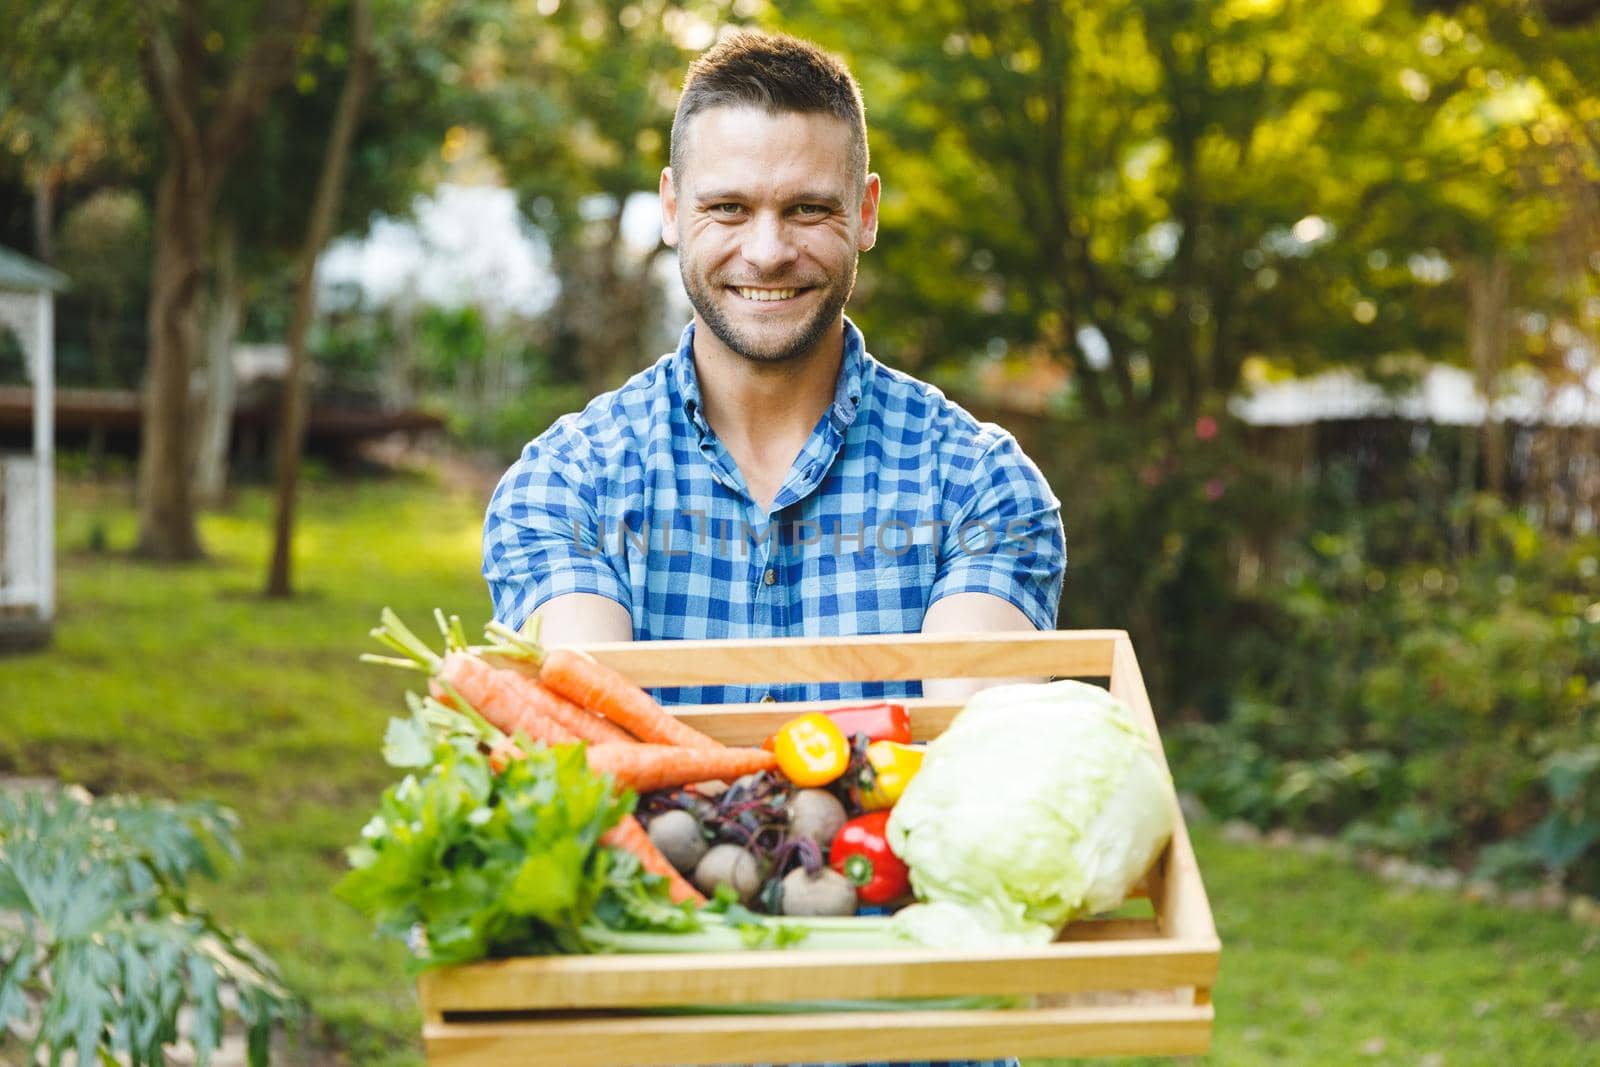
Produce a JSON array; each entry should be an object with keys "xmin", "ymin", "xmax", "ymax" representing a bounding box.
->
[
  {"xmin": 711, "ymin": 203, "xmax": 744, "ymax": 217},
  {"xmin": 793, "ymin": 204, "xmax": 827, "ymax": 218}
]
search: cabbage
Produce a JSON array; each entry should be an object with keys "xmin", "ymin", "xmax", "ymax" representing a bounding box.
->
[{"xmin": 886, "ymin": 680, "xmax": 1176, "ymax": 945}]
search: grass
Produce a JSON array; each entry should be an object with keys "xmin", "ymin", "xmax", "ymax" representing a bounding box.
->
[
  {"xmin": 1126, "ymin": 823, "xmax": 1600, "ymax": 1066},
  {"xmin": 2, "ymin": 472, "xmax": 1596, "ymax": 1065},
  {"xmin": 2, "ymin": 471, "xmax": 488, "ymax": 1065}
]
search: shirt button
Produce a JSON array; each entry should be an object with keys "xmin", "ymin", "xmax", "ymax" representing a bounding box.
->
[
  {"xmin": 763, "ymin": 568, "xmax": 777, "ymax": 586},
  {"xmin": 759, "ymin": 693, "xmax": 777, "ymax": 703}
]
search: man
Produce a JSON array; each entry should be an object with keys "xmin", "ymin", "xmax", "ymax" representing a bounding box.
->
[{"xmin": 483, "ymin": 31, "xmax": 1063, "ymax": 1067}]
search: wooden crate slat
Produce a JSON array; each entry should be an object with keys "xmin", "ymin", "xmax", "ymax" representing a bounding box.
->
[
  {"xmin": 1109, "ymin": 635, "xmax": 1219, "ymax": 946},
  {"xmin": 422, "ymin": 1002, "xmax": 1215, "ymax": 1067},
  {"xmin": 560, "ymin": 629, "xmax": 1122, "ymax": 687},
  {"xmin": 1058, "ymin": 916, "xmax": 1161, "ymax": 942},
  {"xmin": 418, "ymin": 939, "xmax": 1219, "ymax": 1012}
]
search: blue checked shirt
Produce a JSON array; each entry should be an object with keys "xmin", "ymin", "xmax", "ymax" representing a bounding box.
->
[
  {"xmin": 484, "ymin": 318, "xmax": 1064, "ymax": 708},
  {"xmin": 485, "ymin": 319, "xmax": 1048, "ymax": 1067}
]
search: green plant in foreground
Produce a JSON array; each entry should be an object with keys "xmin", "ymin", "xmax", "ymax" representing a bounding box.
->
[{"xmin": 0, "ymin": 787, "xmax": 299, "ymax": 1066}]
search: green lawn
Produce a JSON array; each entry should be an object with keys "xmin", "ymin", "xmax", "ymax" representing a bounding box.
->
[{"xmin": 2, "ymin": 473, "xmax": 1594, "ymax": 1065}]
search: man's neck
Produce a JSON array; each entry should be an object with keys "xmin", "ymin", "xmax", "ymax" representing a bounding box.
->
[
  {"xmin": 691, "ymin": 317, "xmax": 845, "ymax": 510},
  {"xmin": 692, "ymin": 318, "xmax": 844, "ymax": 451}
]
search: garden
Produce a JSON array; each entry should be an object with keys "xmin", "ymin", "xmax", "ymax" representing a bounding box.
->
[
  {"xmin": 3, "ymin": 0, "xmax": 1599, "ymax": 1064},
  {"xmin": 1, "ymin": 472, "xmax": 1594, "ymax": 1064}
]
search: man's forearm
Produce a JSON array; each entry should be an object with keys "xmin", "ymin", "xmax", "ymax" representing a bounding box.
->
[
  {"xmin": 521, "ymin": 592, "xmax": 634, "ymax": 646},
  {"xmin": 919, "ymin": 591, "xmax": 1046, "ymax": 704}
]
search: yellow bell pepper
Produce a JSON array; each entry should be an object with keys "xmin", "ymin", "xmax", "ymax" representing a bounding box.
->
[
  {"xmin": 772, "ymin": 712, "xmax": 851, "ymax": 787},
  {"xmin": 858, "ymin": 740, "xmax": 925, "ymax": 810}
]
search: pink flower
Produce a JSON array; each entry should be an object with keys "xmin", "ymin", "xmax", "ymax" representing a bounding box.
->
[
  {"xmin": 1205, "ymin": 478, "xmax": 1226, "ymax": 501},
  {"xmin": 1195, "ymin": 415, "xmax": 1218, "ymax": 441}
]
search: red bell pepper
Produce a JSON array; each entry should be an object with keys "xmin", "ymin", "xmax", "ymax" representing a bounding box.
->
[
  {"xmin": 829, "ymin": 810, "xmax": 911, "ymax": 906},
  {"xmin": 825, "ymin": 703, "xmax": 912, "ymax": 745},
  {"xmin": 762, "ymin": 702, "xmax": 911, "ymax": 751}
]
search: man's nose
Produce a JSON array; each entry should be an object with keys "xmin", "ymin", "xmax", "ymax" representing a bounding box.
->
[{"xmin": 740, "ymin": 212, "xmax": 799, "ymax": 275}]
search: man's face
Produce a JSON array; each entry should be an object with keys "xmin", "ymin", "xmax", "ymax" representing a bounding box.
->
[{"xmin": 661, "ymin": 106, "xmax": 880, "ymax": 366}]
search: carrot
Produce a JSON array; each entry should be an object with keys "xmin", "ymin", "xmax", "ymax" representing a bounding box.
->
[
  {"xmin": 440, "ymin": 651, "xmax": 636, "ymax": 745},
  {"xmin": 585, "ymin": 742, "xmax": 776, "ymax": 794},
  {"xmin": 431, "ymin": 652, "xmax": 578, "ymax": 747},
  {"xmin": 486, "ymin": 735, "xmax": 524, "ymax": 773},
  {"xmin": 539, "ymin": 647, "xmax": 722, "ymax": 750},
  {"xmin": 602, "ymin": 815, "xmax": 705, "ymax": 905}
]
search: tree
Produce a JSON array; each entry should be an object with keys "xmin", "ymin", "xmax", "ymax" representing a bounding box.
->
[
  {"xmin": 0, "ymin": 1, "xmax": 146, "ymax": 264},
  {"xmin": 774, "ymin": 1, "xmax": 1598, "ymax": 421},
  {"xmin": 481, "ymin": 0, "xmax": 746, "ymax": 393},
  {"xmin": 194, "ymin": 0, "xmax": 486, "ymax": 506},
  {"xmin": 134, "ymin": 0, "xmax": 324, "ymax": 560},
  {"xmin": 55, "ymin": 189, "xmax": 152, "ymax": 391},
  {"xmin": 265, "ymin": 0, "xmax": 374, "ymax": 597}
]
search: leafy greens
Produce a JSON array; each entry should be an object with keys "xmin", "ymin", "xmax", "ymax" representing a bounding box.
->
[{"xmin": 336, "ymin": 730, "xmax": 698, "ymax": 970}]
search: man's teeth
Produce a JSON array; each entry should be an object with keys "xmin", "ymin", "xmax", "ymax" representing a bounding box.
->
[{"xmin": 736, "ymin": 287, "xmax": 798, "ymax": 301}]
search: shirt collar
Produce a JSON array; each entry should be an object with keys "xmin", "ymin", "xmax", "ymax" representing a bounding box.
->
[
  {"xmin": 671, "ymin": 322, "xmax": 707, "ymax": 433},
  {"xmin": 673, "ymin": 317, "xmax": 867, "ymax": 435},
  {"xmin": 831, "ymin": 316, "xmax": 866, "ymax": 430}
]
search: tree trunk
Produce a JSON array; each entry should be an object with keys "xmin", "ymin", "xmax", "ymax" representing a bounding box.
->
[
  {"xmin": 135, "ymin": 0, "xmax": 317, "ymax": 560},
  {"xmin": 136, "ymin": 163, "xmax": 207, "ymax": 560},
  {"xmin": 195, "ymin": 220, "xmax": 241, "ymax": 506},
  {"xmin": 31, "ymin": 169, "xmax": 55, "ymax": 264},
  {"xmin": 266, "ymin": 0, "xmax": 372, "ymax": 598},
  {"xmin": 1467, "ymin": 253, "xmax": 1511, "ymax": 497}
]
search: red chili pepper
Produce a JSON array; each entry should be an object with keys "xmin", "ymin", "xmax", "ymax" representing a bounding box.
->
[
  {"xmin": 829, "ymin": 810, "xmax": 911, "ymax": 906},
  {"xmin": 762, "ymin": 703, "xmax": 911, "ymax": 751}
]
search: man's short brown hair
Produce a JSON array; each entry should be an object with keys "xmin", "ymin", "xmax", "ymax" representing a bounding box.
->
[{"xmin": 670, "ymin": 31, "xmax": 868, "ymax": 190}]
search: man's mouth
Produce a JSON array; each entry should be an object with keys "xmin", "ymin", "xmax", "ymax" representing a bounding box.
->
[{"xmin": 731, "ymin": 285, "xmax": 807, "ymax": 302}]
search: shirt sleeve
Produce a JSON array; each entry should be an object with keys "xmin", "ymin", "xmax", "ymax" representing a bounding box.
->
[
  {"xmin": 481, "ymin": 436, "xmax": 632, "ymax": 630},
  {"xmin": 928, "ymin": 432, "xmax": 1065, "ymax": 631}
]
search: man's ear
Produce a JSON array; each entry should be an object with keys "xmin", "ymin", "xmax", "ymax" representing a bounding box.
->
[
  {"xmin": 857, "ymin": 173, "xmax": 881, "ymax": 252},
  {"xmin": 660, "ymin": 167, "xmax": 679, "ymax": 247}
]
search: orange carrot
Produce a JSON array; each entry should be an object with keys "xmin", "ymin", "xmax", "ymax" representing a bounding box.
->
[
  {"xmin": 440, "ymin": 651, "xmax": 636, "ymax": 745},
  {"xmin": 432, "ymin": 652, "xmax": 577, "ymax": 747},
  {"xmin": 486, "ymin": 735, "xmax": 524, "ymax": 773},
  {"xmin": 585, "ymin": 742, "xmax": 776, "ymax": 794},
  {"xmin": 539, "ymin": 647, "xmax": 722, "ymax": 750},
  {"xmin": 602, "ymin": 815, "xmax": 705, "ymax": 905}
]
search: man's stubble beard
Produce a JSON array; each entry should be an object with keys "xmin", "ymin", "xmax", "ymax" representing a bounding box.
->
[{"xmin": 680, "ymin": 255, "xmax": 858, "ymax": 365}]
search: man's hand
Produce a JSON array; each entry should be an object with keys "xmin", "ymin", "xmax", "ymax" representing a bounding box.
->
[{"xmin": 919, "ymin": 592, "xmax": 1045, "ymax": 704}]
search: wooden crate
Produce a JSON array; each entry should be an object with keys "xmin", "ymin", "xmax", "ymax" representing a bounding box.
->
[{"xmin": 418, "ymin": 629, "xmax": 1220, "ymax": 1065}]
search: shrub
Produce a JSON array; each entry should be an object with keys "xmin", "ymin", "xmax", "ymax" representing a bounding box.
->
[
  {"xmin": 0, "ymin": 787, "xmax": 299, "ymax": 1064},
  {"xmin": 1172, "ymin": 486, "xmax": 1600, "ymax": 892},
  {"xmin": 1046, "ymin": 410, "xmax": 1300, "ymax": 720}
]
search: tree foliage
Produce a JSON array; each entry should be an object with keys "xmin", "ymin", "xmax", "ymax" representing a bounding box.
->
[
  {"xmin": 774, "ymin": 0, "xmax": 1600, "ymax": 418},
  {"xmin": 477, "ymin": 0, "xmax": 752, "ymax": 389}
]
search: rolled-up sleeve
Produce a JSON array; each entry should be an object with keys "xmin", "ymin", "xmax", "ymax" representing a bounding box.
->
[
  {"xmin": 928, "ymin": 433, "xmax": 1065, "ymax": 631},
  {"xmin": 482, "ymin": 437, "xmax": 631, "ymax": 630}
]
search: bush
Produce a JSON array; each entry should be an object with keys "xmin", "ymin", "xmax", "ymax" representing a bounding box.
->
[
  {"xmin": 0, "ymin": 787, "xmax": 300, "ymax": 1064},
  {"xmin": 1171, "ymin": 485, "xmax": 1600, "ymax": 892},
  {"xmin": 1045, "ymin": 410, "xmax": 1300, "ymax": 720}
]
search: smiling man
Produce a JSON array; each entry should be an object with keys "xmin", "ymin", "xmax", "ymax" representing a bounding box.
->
[{"xmin": 483, "ymin": 33, "xmax": 1061, "ymax": 1066}]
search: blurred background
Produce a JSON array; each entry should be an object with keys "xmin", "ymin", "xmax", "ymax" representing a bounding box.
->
[{"xmin": 1, "ymin": 1, "xmax": 1597, "ymax": 1063}]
